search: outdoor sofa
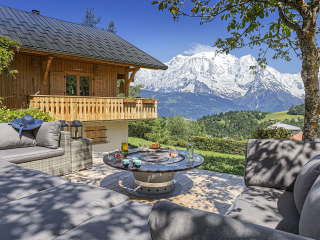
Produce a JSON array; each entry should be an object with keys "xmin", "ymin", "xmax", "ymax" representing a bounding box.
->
[
  {"xmin": 148, "ymin": 139, "xmax": 320, "ymax": 240},
  {"xmin": 0, "ymin": 122, "xmax": 92, "ymax": 175}
]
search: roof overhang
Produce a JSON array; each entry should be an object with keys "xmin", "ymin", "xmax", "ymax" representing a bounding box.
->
[{"xmin": 16, "ymin": 46, "xmax": 168, "ymax": 70}]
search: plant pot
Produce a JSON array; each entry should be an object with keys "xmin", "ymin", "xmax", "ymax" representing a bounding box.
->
[
  {"xmin": 123, "ymin": 99, "xmax": 137, "ymax": 103},
  {"xmin": 142, "ymin": 100, "xmax": 156, "ymax": 104}
]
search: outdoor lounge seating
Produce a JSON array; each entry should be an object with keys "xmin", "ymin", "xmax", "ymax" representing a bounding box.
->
[
  {"xmin": 148, "ymin": 139, "xmax": 320, "ymax": 240},
  {"xmin": 0, "ymin": 159, "xmax": 153, "ymax": 240},
  {"xmin": 0, "ymin": 122, "xmax": 92, "ymax": 175}
]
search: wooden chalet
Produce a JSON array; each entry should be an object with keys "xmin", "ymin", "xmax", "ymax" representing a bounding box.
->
[{"xmin": 0, "ymin": 5, "xmax": 167, "ymax": 151}]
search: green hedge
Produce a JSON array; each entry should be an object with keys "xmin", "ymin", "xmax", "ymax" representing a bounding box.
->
[
  {"xmin": 0, "ymin": 108, "xmax": 54, "ymax": 123},
  {"xmin": 190, "ymin": 136, "xmax": 247, "ymax": 156}
]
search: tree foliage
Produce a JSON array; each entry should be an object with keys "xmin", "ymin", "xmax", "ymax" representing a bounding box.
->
[
  {"xmin": 128, "ymin": 116, "xmax": 207, "ymax": 144},
  {"xmin": 78, "ymin": 7, "xmax": 102, "ymax": 27},
  {"xmin": 151, "ymin": 0, "xmax": 320, "ymax": 141},
  {"xmin": 0, "ymin": 36, "xmax": 19, "ymax": 78},
  {"xmin": 106, "ymin": 21, "xmax": 117, "ymax": 34},
  {"xmin": 79, "ymin": 7, "xmax": 117, "ymax": 34},
  {"xmin": 198, "ymin": 110, "xmax": 271, "ymax": 140},
  {"xmin": 288, "ymin": 103, "xmax": 305, "ymax": 115},
  {"xmin": 251, "ymin": 126, "xmax": 292, "ymax": 140}
]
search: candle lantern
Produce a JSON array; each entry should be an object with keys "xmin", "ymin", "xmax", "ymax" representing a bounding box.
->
[
  {"xmin": 70, "ymin": 120, "xmax": 83, "ymax": 139},
  {"xmin": 59, "ymin": 120, "xmax": 69, "ymax": 132}
]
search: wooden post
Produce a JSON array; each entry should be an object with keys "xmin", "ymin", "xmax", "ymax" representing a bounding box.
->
[
  {"xmin": 42, "ymin": 56, "xmax": 53, "ymax": 86},
  {"xmin": 125, "ymin": 67, "xmax": 140, "ymax": 97}
]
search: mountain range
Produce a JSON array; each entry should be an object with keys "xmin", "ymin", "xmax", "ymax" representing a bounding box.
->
[{"xmin": 135, "ymin": 51, "xmax": 306, "ymax": 118}]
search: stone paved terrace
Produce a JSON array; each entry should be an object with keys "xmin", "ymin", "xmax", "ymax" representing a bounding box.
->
[{"xmin": 63, "ymin": 153, "xmax": 246, "ymax": 215}]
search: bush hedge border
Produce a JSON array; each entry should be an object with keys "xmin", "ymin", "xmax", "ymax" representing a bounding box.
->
[{"xmin": 190, "ymin": 136, "xmax": 247, "ymax": 156}]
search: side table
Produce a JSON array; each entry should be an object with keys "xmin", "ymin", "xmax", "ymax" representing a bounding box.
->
[{"xmin": 70, "ymin": 138, "xmax": 93, "ymax": 172}]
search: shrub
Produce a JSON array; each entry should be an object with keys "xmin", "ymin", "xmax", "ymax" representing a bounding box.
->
[
  {"xmin": 167, "ymin": 139, "xmax": 188, "ymax": 148},
  {"xmin": 190, "ymin": 136, "xmax": 247, "ymax": 156},
  {"xmin": 0, "ymin": 99, "xmax": 54, "ymax": 123},
  {"xmin": 250, "ymin": 127, "xmax": 292, "ymax": 140}
]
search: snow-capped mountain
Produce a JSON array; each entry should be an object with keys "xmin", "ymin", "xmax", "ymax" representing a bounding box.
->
[{"xmin": 134, "ymin": 52, "xmax": 305, "ymax": 112}]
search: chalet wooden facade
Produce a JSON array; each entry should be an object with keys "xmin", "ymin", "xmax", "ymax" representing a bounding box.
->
[{"xmin": 0, "ymin": 5, "xmax": 167, "ymax": 151}]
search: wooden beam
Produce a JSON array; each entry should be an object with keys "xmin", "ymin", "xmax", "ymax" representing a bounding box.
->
[
  {"xmin": 125, "ymin": 67, "xmax": 140, "ymax": 73},
  {"xmin": 16, "ymin": 48, "xmax": 167, "ymax": 70},
  {"xmin": 125, "ymin": 67, "xmax": 140, "ymax": 97},
  {"xmin": 42, "ymin": 56, "xmax": 53, "ymax": 86}
]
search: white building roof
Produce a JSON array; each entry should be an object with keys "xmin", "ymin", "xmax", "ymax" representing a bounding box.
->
[{"xmin": 268, "ymin": 123, "xmax": 301, "ymax": 131}]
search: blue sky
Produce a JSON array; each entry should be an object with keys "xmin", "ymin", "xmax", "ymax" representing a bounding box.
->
[{"xmin": 3, "ymin": 0, "xmax": 302, "ymax": 73}]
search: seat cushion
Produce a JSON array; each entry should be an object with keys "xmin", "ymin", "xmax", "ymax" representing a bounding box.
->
[
  {"xmin": 56, "ymin": 201, "xmax": 152, "ymax": 240},
  {"xmin": 0, "ymin": 160, "xmax": 25, "ymax": 173},
  {"xmin": 299, "ymin": 175, "xmax": 320, "ymax": 239},
  {"xmin": 225, "ymin": 186, "xmax": 300, "ymax": 235},
  {"xmin": 0, "ymin": 146, "xmax": 64, "ymax": 163},
  {"xmin": 294, "ymin": 151, "xmax": 320, "ymax": 214},
  {"xmin": 0, "ymin": 168, "xmax": 70, "ymax": 204},
  {"xmin": 0, "ymin": 123, "xmax": 36, "ymax": 150},
  {"xmin": 33, "ymin": 121, "xmax": 61, "ymax": 149},
  {"xmin": 0, "ymin": 182, "xmax": 129, "ymax": 240}
]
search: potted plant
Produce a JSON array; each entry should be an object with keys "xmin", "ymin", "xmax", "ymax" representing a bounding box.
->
[{"xmin": 142, "ymin": 97, "xmax": 156, "ymax": 104}]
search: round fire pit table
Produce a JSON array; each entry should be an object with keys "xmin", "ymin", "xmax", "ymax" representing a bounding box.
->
[{"xmin": 103, "ymin": 149, "xmax": 204, "ymax": 198}]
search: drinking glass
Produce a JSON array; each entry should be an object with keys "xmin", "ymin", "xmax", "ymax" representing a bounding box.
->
[
  {"xmin": 121, "ymin": 139, "xmax": 128, "ymax": 154},
  {"xmin": 138, "ymin": 143, "xmax": 143, "ymax": 150},
  {"xmin": 115, "ymin": 149, "xmax": 122, "ymax": 161},
  {"xmin": 186, "ymin": 142, "xmax": 194, "ymax": 160},
  {"xmin": 107, "ymin": 151, "xmax": 115, "ymax": 163},
  {"xmin": 144, "ymin": 143, "xmax": 148, "ymax": 150},
  {"xmin": 169, "ymin": 148, "xmax": 178, "ymax": 166},
  {"xmin": 196, "ymin": 152, "xmax": 203, "ymax": 161}
]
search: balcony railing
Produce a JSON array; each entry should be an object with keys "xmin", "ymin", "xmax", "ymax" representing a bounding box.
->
[{"xmin": 28, "ymin": 95, "xmax": 157, "ymax": 122}]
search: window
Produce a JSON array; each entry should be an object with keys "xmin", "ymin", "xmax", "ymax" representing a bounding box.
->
[
  {"xmin": 66, "ymin": 74, "xmax": 90, "ymax": 96},
  {"xmin": 66, "ymin": 75, "xmax": 77, "ymax": 96},
  {"xmin": 80, "ymin": 76, "xmax": 89, "ymax": 96}
]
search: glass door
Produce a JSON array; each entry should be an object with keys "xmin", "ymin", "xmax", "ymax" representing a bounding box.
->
[
  {"xmin": 66, "ymin": 75, "xmax": 90, "ymax": 96},
  {"xmin": 80, "ymin": 76, "xmax": 89, "ymax": 96},
  {"xmin": 66, "ymin": 75, "xmax": 77, "ymax": 96}
]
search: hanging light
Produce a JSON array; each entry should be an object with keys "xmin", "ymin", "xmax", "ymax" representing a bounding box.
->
[
  {"xmin": 59, "ymin": 120, "xmax": 69, "ymax": 132},
  {"xmin": 70, "ymin": 120, "xmax": 83, "ymax": 139}
]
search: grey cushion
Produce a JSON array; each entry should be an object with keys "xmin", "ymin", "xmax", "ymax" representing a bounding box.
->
[
  {"xmin": 245, "ymin": 139, "xmax": 320, "ymax": 191},
  {"xmin": 56, "ymin": 201, "xmax": 152, "ymax": 240},
  {"xmin": 294, "ymin": 151, "xmax": 320, "ymax": 214},
  {"xmin": 299, "ymin": 175, "xmax": 320, "ymax": 239},
  {"xmin": 0, "ymin": 182, "xmax": 129, "ymax": 240},
  {"xmin": 0, "ymin": 123, "xmax": 36, "ymax": 150},
  {"xmin": 0, "ymin": 160, "xmax": 25, "ymax": 173},
  {"xmin": 0, "ymin": 168, "xmax": 70, "ymax": 204},
  {"xmin": 225, "ymin": 186, "xmax": 300, "ymax": 235},
  {"xmin": 33, "ymin": 121, "xmax": 61, "ymax": 149},
  {"xmin": 0, "ymin": 146, "xmax": 64, "ymax": 163},
  {"xmin": 148, "ymin": 201, "xmax": 310, "ymax": 240}
]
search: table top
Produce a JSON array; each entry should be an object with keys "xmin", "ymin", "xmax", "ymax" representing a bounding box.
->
[{"xmin": 103, "ymin": 149, "xmax": 204, "ymax": 173}]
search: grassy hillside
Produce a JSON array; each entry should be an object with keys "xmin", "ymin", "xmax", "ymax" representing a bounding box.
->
[{"xmin": 262, "ymin": 111, "xmax": 304, "ymax": 121}]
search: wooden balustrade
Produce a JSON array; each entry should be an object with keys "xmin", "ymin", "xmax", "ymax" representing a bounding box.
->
[{"xmin": 28, "ymin": 95, "xmax": 158, "ymax": 122}]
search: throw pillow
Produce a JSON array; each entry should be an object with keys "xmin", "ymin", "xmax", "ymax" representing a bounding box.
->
[
  {"xmin": 0, "ymin": 123, "xmax": 36, "ymax": 150},
  {"xmin": 33, "ymin": 121, "xmax": 61, "ymax": 149},
  {"xmin": 299, "ymin": 175, "xmax": 320, "ymax": 239},
  {"xmin": 294, "ymin": 151, "xmax": 320, "ymax": 214}
]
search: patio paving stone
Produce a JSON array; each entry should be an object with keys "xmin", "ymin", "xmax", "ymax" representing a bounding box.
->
[{"xmin": 63, "ymin": 153, "xmax": 246, "ymax": 214}]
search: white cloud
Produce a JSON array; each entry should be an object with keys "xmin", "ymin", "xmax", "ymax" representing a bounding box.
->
[{"xmin": 183, "ymin": 43, "xmax": 217, "ymax": 55}]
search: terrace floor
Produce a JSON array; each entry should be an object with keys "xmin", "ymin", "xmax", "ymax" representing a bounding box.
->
[{"xmin": 63, "ymin": 153, "xmax": 246, "ymax": 215}]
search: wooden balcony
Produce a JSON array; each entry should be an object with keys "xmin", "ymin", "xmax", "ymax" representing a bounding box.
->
[{"xmin": 28, "ymin": 95, "xmax": 157, "ymax": 122}]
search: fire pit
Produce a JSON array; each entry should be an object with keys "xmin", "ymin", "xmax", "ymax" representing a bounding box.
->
[{"xmin": 103, "ymin": 149, "xmax": 204, "ymax": 198}]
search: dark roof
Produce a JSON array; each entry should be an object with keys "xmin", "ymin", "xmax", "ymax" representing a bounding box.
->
[{"xmin": 0, "ymin": 5, "xmax": 167, "ymax": 70}]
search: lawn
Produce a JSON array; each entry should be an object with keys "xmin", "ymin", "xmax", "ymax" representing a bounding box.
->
[
  {"xmin": 129, "ymin": 137, "xmax": 245, "ymax": 176},
  {"xmin": 262, "ymin": 111, "xmax": 304, "ymax": 121}
]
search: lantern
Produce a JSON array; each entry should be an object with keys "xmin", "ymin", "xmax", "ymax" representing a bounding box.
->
[
  {"xmin": 59, "ymin": 120, "xmax": 69, "ymax": 132},
  {"xmin": 70, "ymin": 120, "xmax": 83, "ymax": 139}
]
